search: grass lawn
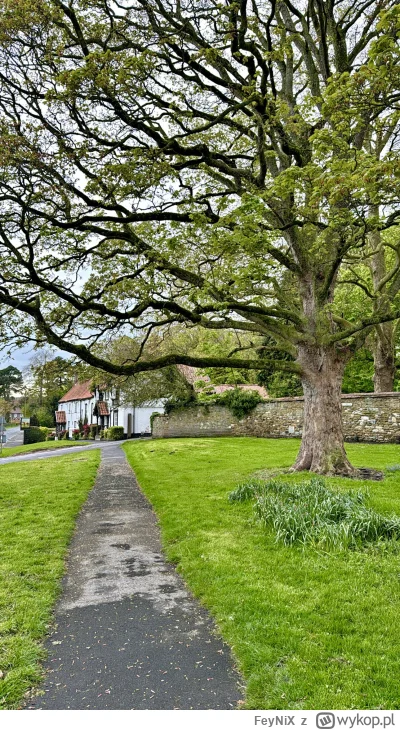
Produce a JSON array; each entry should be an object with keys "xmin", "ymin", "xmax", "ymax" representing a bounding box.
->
[
  {"xmin": 0, "ymin": 450, "xmax": 100, "ymax": 709},
  {"xmin": 124, "ymin": 437, "xmax": 400, "ymax": 710},
  {"xmin": 0, "ymin": 441, "xmax": 91, "ymax": 458}
]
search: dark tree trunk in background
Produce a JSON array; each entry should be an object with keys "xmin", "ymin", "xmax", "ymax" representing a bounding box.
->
[
  {"xmin": 293, "ymin": 345, "xmax": 356, "ymax": 476},
  {"xmin": 373, "ymin": 323, "xmax": 396, "ymax": 392},
  {"xmin": 369, "ymin": 217, "xmax": 397, "ymax": 393}
]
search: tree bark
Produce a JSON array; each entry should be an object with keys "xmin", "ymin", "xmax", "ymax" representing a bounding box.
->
[
  {"xmin": 373, "ymin": 323, "xmax": 396, "ymax": 393},
  {"xmin": 292, "ymin": 345, "xmax": 356, "ymax": 476}
]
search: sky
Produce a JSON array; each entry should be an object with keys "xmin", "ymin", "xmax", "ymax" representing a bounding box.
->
[{"xmin": 0, "ymin": 344, "xmax": 63, "ymax": 374}]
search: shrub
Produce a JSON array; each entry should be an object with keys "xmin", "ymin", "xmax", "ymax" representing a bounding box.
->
[
  {"xmin": 29, "ymin": 414, "xmax": 39, "ymax": 427},
  {"xmin": 72, "ymin": 428, "xmax": 80, "ymax": 440},
  {"xmin": 46, "ymin": 431, "xmax": 56, "ymax": 441},
  {"xmin": 229, "ymin": 477, "xmax": 400, "ymax": 550},
  {"xmin": 164, "ymin": 391, "xmax": 197, "ymax": 415},
  {"xmin": 23, "ymin": 427, "xmax": 47, "ymax": 445},
  {"xmin": 217, "ymin": 388, "xmax": 262, "ymax": 419},
  {"xmin": 83, "ymin": 424, "xmax": 90, "ymax": 438},
  {"xmin": 164, "ymin": 388, "xmax": 262, "ymax": 419},
  {"xmin": 90, "ymin": 425, "xmax": 98, "ymax": 439},
  {"xmin": 105, "ymin": 426, "xmax": 124, "ymax": 440},
  {"xmin": 35, "ymin": 408, "xmax": 56, "ymax": 428},
  {"xmin": 150, "ymin": 412, "xmax": 162, "ymax": 430}
]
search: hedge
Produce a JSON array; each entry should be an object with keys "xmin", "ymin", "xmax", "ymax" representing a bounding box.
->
[
  {"xmin": 105, "ymin": 426, "xmax": 124, "ymax": 440},
  {"xmin": 23, "ymin": 427, "xmax": 47, "ymax": 445}
]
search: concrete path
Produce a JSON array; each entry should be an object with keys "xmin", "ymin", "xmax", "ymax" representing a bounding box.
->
[{"xmin": 28, "ymin": 444, "xmax": 242, "ymax": 709}]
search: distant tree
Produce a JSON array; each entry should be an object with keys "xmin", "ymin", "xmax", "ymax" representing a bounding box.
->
[
  {"xmin": 0, "ymin": 366, "xmax": 23, "ymax": 399},
  {"xmin": 342, "ymin": 349, "xmax": 374, "ymax": 394},
  {"xmin": 0, "ymin": 397, "xmax": 10, "ymax": 422},
  {"xmin": 29, "ymin": 353, "xmax": 87, "ymax": 417},
  {"xmin": 34, "ymin": 407, "xmax": 55, "ymax": 428}
]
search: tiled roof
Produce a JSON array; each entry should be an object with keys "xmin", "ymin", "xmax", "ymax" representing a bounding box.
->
[
  {"xmin": 55, "ymin": 411, "xmax": 67, "ymax": 423},
  {"xmin": 59, "ymin": 380, "xmax": 93, "ymax": 402},
  {"xmin": 177, "ymin": 365, "xmax": 211, "ymax": 385},
  {"xmin": 212, "ymin": 384, "xmax": 269, "ymax": 399},
  {"xmin": 97, "ymin": 401, "xmax": 109, "ymax": 416}
]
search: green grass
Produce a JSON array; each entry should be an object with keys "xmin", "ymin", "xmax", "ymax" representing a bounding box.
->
[
  {"xmin": 124, "ymin": 437, "xmax": 400, "ymax": 710},
  {"xmin": 0, "ymin": 450, "xmax": 100, "ymax": 709},
  {"xmin": 0, "ymin": 441, "xmax": 90, "ymax": 458}
]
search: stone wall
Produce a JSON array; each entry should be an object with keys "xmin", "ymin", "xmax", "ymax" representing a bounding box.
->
[{"xmin": 152, "ymin": 392, "xmax": 400, "ymax": 443}]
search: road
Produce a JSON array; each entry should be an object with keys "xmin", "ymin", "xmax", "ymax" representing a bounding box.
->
[
  {"xmin": 2, "ymin": 425, "xmax": 24, "ymax": 447},
  {"xmin": 0, "ymin": 440, "xmax": 117, "ymax": 465}
]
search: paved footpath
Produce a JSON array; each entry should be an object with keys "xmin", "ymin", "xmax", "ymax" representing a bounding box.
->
[{"xmin": 27, "ymin": 443, "xmax": 242, "ymax": 709}]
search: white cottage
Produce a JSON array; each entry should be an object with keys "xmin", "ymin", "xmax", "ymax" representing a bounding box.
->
[{"xmin": 55, "ymin": 380, "xmax": 164, "ymax": 437}]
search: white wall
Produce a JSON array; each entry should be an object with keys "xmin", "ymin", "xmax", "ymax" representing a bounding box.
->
[
  {"xmin": 58, "ymin": 399, "xmax": 164, "ymax": 435},
  {"xmin": 134, "ymin": 404, "xmax": 164, "ymax": 434}
]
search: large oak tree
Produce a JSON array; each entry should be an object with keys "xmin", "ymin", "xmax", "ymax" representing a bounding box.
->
[{"xmin": 0, "ymin": 0, "xmax": 399, "ymax": 474}]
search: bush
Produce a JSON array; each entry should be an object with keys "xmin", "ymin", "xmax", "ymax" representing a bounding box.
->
[
  {"xmin": 23, "ymin": 427, "xmax": 47, "ymax": 445},
  {"xmin": 150, "ymin": 412, "xmax": 162, "ymax": 430},
  {"xmin": 83, "ymin": 424, "xmax": 90, "ymax": 438},
  {"xmin": 164, "ymin": 391, "xmax": 197, "ymax": 415},
  {"xmin": 164, "ymin": 388, "xmax": 262, "ymax": 419},
  {"xmin": 35, "ymin": 408, "xmax": 56, "ymax": 428},
  {"xmin": 105, "ymin": 426, "xmax": 124, "ymax": 440},
  {"xmin": 90, "ymin": 425, "xmax": 98, "ymax": 439},
  {"xmin": 46, "ymin": 431, "xmax": 56, "ymax": 441},
  {"xmin": 72, "ymin": 428, "xmax": 80, "ymax": 440},
  {"xmin": 229, "ymin": 477, "xmax": 400, "ymax": 550},
  {"xmin": 217, "ymin": 388, "xmax": 262, "ymax": 419},
  {"xmin": 29, "ymin": 414, "xmax": 39, "ymax": 427}
]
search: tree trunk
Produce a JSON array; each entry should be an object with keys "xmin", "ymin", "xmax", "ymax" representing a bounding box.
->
[
  {"xmin": 373, "ymin": 323, "xmax": 396, "ymax": 393},
  {"xmin": 292, "ymin": 346, "xmax": 356, "ymax": 476}
]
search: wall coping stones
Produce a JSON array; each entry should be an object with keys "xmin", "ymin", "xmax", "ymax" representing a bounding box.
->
[
  {"xmin": 264, "ymin": 391, "xmax": 400, "ymax": 403},
  {"xmin": 153, "ymin": 392, "xmax": 400, "ymax": 444}
]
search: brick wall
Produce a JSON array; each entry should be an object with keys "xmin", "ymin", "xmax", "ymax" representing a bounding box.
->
[{"xmin": 152, "ymin": 392, "xmax": 400, "ymax": 443}]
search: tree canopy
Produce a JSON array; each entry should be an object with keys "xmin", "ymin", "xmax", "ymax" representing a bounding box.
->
[
  {"xmin": 0, "ymin": 0, "xmax": 399, "ymax": 473},
  {"xmin": 0, "ymin": 365, "xmax": 23, "ymax": 399}
]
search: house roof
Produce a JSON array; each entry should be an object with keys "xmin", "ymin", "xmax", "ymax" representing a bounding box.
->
[
  {"xmin": 10, "ymin": 406, "xmax": 22, "ymax": 413},
  {"xmin": 177, "ymin": 365, "xmax": 211, "ymax": 385},
  {"xmin": 59, "ymin": 380, "xmax": 93, "ymax": 402},
  {"xmin": 97, "ymin": 401, "xmax": 110, "ymax": 416},
  {"xmin": 212, "ymin": 384, "xmax": 268, "ymax": 399},
  {"xmin": 55, "ymin": 411, "xmax": 67, "ymax": 423}
]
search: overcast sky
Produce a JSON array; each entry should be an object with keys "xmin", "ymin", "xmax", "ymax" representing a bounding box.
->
[{"xmin": 0, "ymin": 344, "xmax": 63, "ymax": 374}]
